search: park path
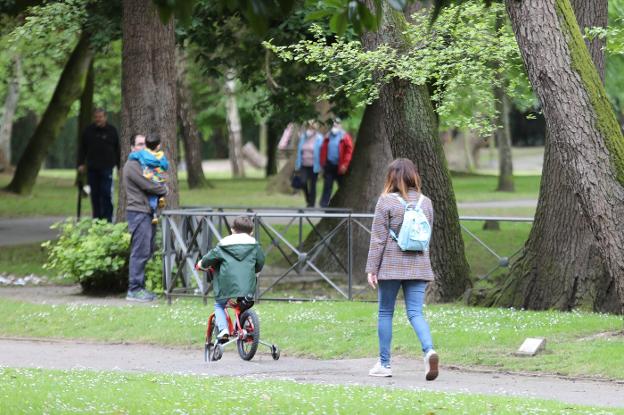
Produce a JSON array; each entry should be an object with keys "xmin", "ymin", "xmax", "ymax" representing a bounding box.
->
[{"xmin": 0, "ymin": 337, "xmax": 622, "ymax": 409}]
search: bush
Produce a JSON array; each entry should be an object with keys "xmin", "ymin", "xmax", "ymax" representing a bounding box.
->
[{"xmin": 43, "ymin": 219, "xmax": 163, "ymax": 294}]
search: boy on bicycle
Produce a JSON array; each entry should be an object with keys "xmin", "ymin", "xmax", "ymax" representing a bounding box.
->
[{"xmin": 196, "ymin": 216, "xmax": 265, "ymax": 340}]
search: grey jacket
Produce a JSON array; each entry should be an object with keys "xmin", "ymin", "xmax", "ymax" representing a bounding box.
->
[{"xmin": 123, "ymin": 158, "xmax": 168, "ymax": 214}]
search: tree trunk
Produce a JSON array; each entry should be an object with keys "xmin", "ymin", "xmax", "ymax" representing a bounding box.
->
[
  {"xmin": 176, "ymin": 46, "xmax": 210, "ymax": 189},
  {"xmin": 265, "ymin": 119, "xmax": 278, "ymax": 177},
  {"xmin": 78, "ymin": 61, "xmax": 94, "ymax": 140},
  {"xmin": 117, "ymin": 0, "xmax": 178, "ymax": 220},
  {"xmin": 494, "ymin": 86, "xmax": 514, "ymax": 191},
  {"xmin": 496, "ymin": 0, "xmax": 624, "ymax": 313},
  {"xmin": 224, "ymin": 68, "xmax": 245, "ymax": 178},
  {"xmin": 302, "ymin": 3, "xmax": 471, "ymax": 299},
  {"xmin": 5, "ymin": 32, "xmax": 93, "ymax": 195},
  {"xmin": 0, "ymin": 55, "xmax": 21, "ymax": 172},
  {"xmin": 570, "ymin": 0, "xmax": 607, "ymax": 83}
]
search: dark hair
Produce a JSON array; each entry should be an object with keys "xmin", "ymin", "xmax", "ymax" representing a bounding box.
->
[
  {"xmin": 130, "ymin": 134, "xmax": 144, "ymax": 146},
  {"xmin": 93, "ymin": 108, "xmax": 107, "ymax": 115},
  {"xmin": 232, "ymin": 216, "xmax": 254, "ymax": 235},
  {"xmin": 146, "ymin": 135, "xmax": 161, "ymax": 151},
  {"xmin": 382, "ymin": 158, "xmax": 422, "ymax": 200}
]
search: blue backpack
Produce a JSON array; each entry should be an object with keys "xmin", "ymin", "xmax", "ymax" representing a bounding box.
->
[{"xmin": 389, "ymin": 194, "xmax": 432, "ymax": 252}]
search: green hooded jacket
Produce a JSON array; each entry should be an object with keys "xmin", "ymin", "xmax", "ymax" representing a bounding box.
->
[{"xmin": 199, "ymin": 233, "xmax": 265, "ymax": 301}]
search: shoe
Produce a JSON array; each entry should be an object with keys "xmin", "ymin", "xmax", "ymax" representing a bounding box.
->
[
  {"xmin": 158, "ymin": 197, "xmax": 166, "ymax": 208},
  {"xmin": 126, "ymin": 289, "xmax": 156, "ymax": 302},
  {"xmin": 217, "ymin": 328, "xmax": 229, "ymax": 341},
  {"xmin": 151, "ymin": 215, "xmax": 159, "ymax": 225},
  {"xmin": 424, "ymin": 350, "xmax": 439, "ymax": 381},
  {"xmin": 368, "ymin": 361, "xmax": 392, "ymax": 377}
]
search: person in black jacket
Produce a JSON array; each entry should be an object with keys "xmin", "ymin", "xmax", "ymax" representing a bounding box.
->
[{"xmin": 77, "ymin": 108, "xmax": 120, "ymax": 222}]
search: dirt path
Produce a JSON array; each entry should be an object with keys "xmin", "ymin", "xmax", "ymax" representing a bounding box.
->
[{"xmin": 0, "ymin": 338, "xmax": 622, "ymax": 409}]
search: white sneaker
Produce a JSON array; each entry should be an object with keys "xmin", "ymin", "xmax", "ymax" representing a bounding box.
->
[
  {"xmin": 424, "ymin": 350, "xmax": 439, "ymax": 381},
  {"xmin": 368, "ymin": 361, "xmax": 392, "ymax": 377},
  {"xmin": 217, "ymin": 328, "xmax": 229, "ymax": 340}
]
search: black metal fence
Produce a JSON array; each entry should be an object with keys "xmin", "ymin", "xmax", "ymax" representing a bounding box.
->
[{"xmin": 161, "ymin": 207, "xmax": 533, "ymax": 303}]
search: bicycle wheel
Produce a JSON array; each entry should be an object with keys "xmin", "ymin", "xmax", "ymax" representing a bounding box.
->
[
  {"xmin": 237, "ymin": 309, "xmax": 260, "ymax": 361},
  {"xmin": 205, "ymin": 314, "xmax": 219, "ymax": 362}
]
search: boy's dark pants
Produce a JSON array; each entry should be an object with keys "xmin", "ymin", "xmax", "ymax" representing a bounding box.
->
[
  {"xmin": 127, "ymin": 210, "xmax": 156, "ymax": 292},
  {"xmin": 87, "ymin": 167, "xmax": 114, "ymax": 222}
]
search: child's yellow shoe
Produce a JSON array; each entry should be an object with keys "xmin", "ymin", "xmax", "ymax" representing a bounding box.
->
[{"xmin": 158, "ymin": 197, "xmax": 166, "ymax": 208}]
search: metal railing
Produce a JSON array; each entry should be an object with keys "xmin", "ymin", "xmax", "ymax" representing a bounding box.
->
[{"xmin": 161, "ymin": 207, "xmax": 533, "ymax": 303}]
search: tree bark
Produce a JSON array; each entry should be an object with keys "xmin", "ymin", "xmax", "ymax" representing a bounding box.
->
[
  {"xmin": 0, "ymin": 55, "xmax": 21, "ymax": 172},
  {"xmin": 78, "ymin": 61, "xmax": 94, "ymax": 140},
  {"xmin": 494, "ymin": 86, "xmax": 514, "ymax": 191},
  {"xmin": 496, "ymin": 0, "xmax": 624, "ymax": 313},
  {"xmin": 224, "ymin": 69, "xmax": 245, "ymax": 178},
  {"xmin": 570, "ymin": 0, "xmax": 607, "ymax": 83},
  {"xmin": 176, "ymin": 47, "xmax": 210, "ymax": 189},
  {"xmin": 117, "ymin": 0, "xmax": 178, "ymax": 220},
  {"xmin": 5, "ymin": 32, "xmax": 93, "ymax": 194},
  {"xmin": 265, "ymin": 118, "xmax": 278, "ymax": 177}
]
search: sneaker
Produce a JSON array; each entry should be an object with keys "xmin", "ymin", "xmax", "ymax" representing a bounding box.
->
[
  {"xmin": 126, "ymin": 289, "xmax": 156, "ymax": 302},
  {"xmin": 368, "ymin": 361, "xmax": 392, "ymax": 377},
  {"xmin": 424, "ymin": 350, "xmax": 439, "ymax": 381},
  {"xmin": 217, "ymin": 328, "xmax": 229, "ymax": 341}
]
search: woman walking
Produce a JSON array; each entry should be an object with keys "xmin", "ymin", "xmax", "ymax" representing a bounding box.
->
[
  {"xmin": 295, "ymin": 121, "xmax": 323, "ymax": 207},
  {"xmin": 365, "ymin": 158, "xmax": 439, "ymax": 380}
]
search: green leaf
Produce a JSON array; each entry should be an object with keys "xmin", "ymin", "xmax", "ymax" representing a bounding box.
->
[
  {"xmin": 330, "ymin": 11, "xmax": 348, "ymax": 35},
  {"xmin": 304, "ymin": 10, "xmax": 334, "ymax": 21}
]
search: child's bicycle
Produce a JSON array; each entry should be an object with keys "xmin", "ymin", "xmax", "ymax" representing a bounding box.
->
[{"xmin": 204, "ymin": 295, "xmax": 280, "ymax": 362}]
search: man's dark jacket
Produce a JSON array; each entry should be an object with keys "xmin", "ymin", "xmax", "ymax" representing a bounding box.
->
[{"xmin": 78, "ymin": 123, "xmax": 120, "ymax": 169}]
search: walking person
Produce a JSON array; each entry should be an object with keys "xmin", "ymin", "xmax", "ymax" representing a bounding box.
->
[
  {"xmin": 295, "ymin": 121, "xmax": 323, "ymax": 208},
  {"xmin": 365, "ymin": 158, "xmax": 439, "ymax": 380},
  {"xmin": 319, "ymin": 118, "xmax": 353, "ymax": 208},
  {"xmin": 77, "ymin": 108, "xmax": 120, "ymax": 222},
  {"xmin": 123, "ymin": 134, "xmax": 168, "ymax": 302}
]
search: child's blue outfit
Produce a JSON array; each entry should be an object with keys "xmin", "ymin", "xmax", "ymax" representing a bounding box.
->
[{"xmin": 128, "ymin": 149, "xmax": 169, "ymax": 213}]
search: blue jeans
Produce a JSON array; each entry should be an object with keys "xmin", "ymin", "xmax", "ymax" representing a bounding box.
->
[
  {"xmin": 127, "ymin": 211, "xmax": 156, "ymax": 292},
  {"xmin": 214, "ymin": 300, "xmax": 228, "ymax": 332},
  {"xmin": 87, "ymin": 167, "xmax": 114, "ymax": 222},
  {"xmin": 378, "ymin": 280, "xmax": 433, "ymax": 367}
]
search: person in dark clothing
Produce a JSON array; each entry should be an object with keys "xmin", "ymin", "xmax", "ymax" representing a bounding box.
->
[
  {"xmin": 123, "ymin": 134, "xmax": 168, "ymax": 302},
  {"xmin": 77, "ymin": 108, "xmax": 120, "ymax": 222}
]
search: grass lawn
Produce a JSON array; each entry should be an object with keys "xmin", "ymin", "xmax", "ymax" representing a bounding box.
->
[
  {"xmin": 2, "ymin": 369, "xmax": 620, "ymax": 415},
  {"xmin": 1, "ymin": 299, "xmax": 622, "ymax": 380},
  {"xmin": 0, "ymin": 170, "xmax": 541, "ymax": 218},
  {"xmin": 0, "ymin": 243, "xmax": 48, "ymax": 277}
]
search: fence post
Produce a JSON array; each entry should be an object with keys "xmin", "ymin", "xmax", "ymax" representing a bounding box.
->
[{"xmin": 348, "ymin": 214, "xmax": 353, "ymax": 300}]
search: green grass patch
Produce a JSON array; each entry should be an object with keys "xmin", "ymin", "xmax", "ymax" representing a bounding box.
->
[
  {"xmin": 2, "ymin": 299, "xmax": 622, "ymax": 379},
  {"xmin": 0, "ymin": 243, "xmax": 48, "ymax": 277},
  {"xmin": 1, "ymin": 368, "xmax": 620, "ymax": 415},
  {"xmin": 452, "ymin": 174, "xmax": 540, "ymax": 203}
]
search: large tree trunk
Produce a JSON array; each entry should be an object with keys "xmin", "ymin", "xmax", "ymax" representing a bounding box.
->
[
  {"xmin": 366, "ymin": 4, "xmax": 471, "ymax": 301},
  {"xmin": 494, "ymin": 86, "xmax": 514, "ymax": 191},
  {"xmin": 265, "ymin": 117, "xmax": 279, "ymax": 177},
  {"xmin": 5, "ymin": 32, "xmax": 93, "ymax": 195},
  {"xmin": 224, "ymin": 69, "xmax": 245, "ymax": 178},
  {"xmin": 176, "ymin": 47, "xmax": 210, "ymax": 189},
  {"xmin": 117, "ymin": 0, "xmax": 178, "ymax": 220},
  {"xmin": 570, "ymin": 0, "xmax": 607, "ymax": 83},
  {"xmin": 305, "ymin": 4, "xmax": 471, "ymax": 299},
  {"xmin": 0, "ymin": 55, "xmax": 20, "ymax": 172},
  {"xmin": 495, "ymin": 0, "xmax": 624, "ymax": 313}
]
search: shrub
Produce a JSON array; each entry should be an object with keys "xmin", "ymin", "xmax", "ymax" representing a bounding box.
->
[{"xmin": 43, "ymin": 219, "xmax": 163, "ymax": 294}]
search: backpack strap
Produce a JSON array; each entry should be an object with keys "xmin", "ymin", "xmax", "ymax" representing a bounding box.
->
[
  {"xmin": 416, "ymin": 194, "xmax": 424, "ymax": 208},
  {"xmin": 393, "ymin": 193, "xmax": 408, "ymax": 207}
]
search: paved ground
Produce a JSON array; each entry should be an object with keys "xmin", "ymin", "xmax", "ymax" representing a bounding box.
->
[
  {"xmin": 0, "ymin": 338, "xmax": 622, "ymax": 408},
  {"xmin": 0, "ymin": 216, "xmax": 64, "ymax": 247}
]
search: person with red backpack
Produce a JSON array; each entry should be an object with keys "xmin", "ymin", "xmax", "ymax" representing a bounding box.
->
[{"xmin": 319, "ymin": 118, "xmax": 354, "ymax": 208}]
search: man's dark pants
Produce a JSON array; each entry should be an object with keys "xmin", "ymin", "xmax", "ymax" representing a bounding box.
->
[
  {"xmin": 320, "ymin": 162, "xmax": 343, "ymax": 208},
  {"xmin": 301, "ymin": 166, "xmax": 318, "ymax": 207},
  {"xmin": 127, "ymin": 210, "xmax": 156, "ymax": 292},
  {"xmin": 87, "ymin": 167, "xmax": 114, "ymax": 222}
]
